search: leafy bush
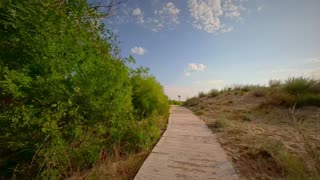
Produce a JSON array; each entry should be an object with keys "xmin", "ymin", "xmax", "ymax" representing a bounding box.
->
[
  {"xmin": 131, "ymin": 68, "xmax": 169, "ymax": 118},
  {"xmin": 0, "ymin": 0, "xmax": 168, "ymax": 178},
  {"xmin": 169, "ymin": 100, "xmax": 183, "ymax": 105}
]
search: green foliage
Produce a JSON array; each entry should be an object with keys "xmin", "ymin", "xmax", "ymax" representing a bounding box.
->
[
  {"xmin": 267, "ymin": 77, "xmax": 320, "ymax": 107},
  {"xmin": 169, "ymin": 100, "xmax": 183, "ymax": 105},
  {"xmin": 284, "ymin": 77, "xmax": 320, "ymax": 95},
  {"xmin": 269, "ymin": 80, "xmax": 282, "ymax": 87},
  {"xmin": 296, "ymin": 94, "xmax": 320, "ymax": 107},
  {"xmin": 131, "ymin": 68, "xmax": 169, "ymax": 118},
  {"xmin": 0, "ymin": 0, "xmax": 169, "ymax": 178},
  {"xmin": 183, "ymin": 97, "xmax": 199, "ymax": 107}
]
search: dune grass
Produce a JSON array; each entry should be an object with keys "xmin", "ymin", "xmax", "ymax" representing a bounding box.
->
[{"xmin": 184, "ymin": 76, "xmax": 320, "ymax": 179}]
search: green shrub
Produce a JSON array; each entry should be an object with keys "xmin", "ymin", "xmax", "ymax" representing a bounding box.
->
[
  {"xmin": 0, "ymin": 1, "xmax": 169, "ymax": 178},
  {"xmin": 131, "ymin": 68, "xmax": 169, "ymax": 118},
  {"xmin": 169, "ymin": 100, "xmax": 183, "ymax": 105},
  {"xmin": 208, "ymin": 118, "xmax": 231, "ymax": 130},
  {"xmin": 198, "ymin": 91, "xmax": 206, "ymax": 98},
  {"xmin": 233, "ymin": 84, "xmax": 261, "ymax": 92},
  {"xmin": 268, "ymin": 89, "xmax": 296, "ymax": 106},
  {"xmin": 284, "ymin": 77, "xmax": 320, "ymax": 95},
  {"xmin": 269, "ymin": 80, "xmax": 282, "ymax": 87},
  {"xmin": 208, "ymin": 89, "xmax": 219, "ymax": 97},
  {"xmin": 296, "ymin": 94, "xmax": 320, "ymax": 107},
  {"xmin": 252, "ymin": 89, "xmax": 266, "ymax": 97},
  {"xmin": 183, "ymin": 97, "xmax": 199, "ymax": 107}
]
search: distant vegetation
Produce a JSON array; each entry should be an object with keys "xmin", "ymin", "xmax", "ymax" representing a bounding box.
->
[
  {"xmin": 169, "ymin": 100, "xmax": 183, "ymax": 106},
  {"xmin": 0, "ymin": 0, "xmax": 168, "ymax": 179},
  {"xmin": 186, "ymin": 77, "xmax": 320, "ymax": 108},
  {"xmin": 184, "ymin": 76, "xmax": 320, "ymax": 179}
]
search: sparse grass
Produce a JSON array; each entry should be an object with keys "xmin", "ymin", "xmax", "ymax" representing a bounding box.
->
[
  {"xmin": 208, "ymin": 117, "xmax": 312, "ymax": 179},
  {"xmin": 233, "ymin": 84, "xmax": 262, "ymax": 92},
  {"xmin": 194, "ymin": 109, "xmax": 205, "ymax": 116},
  {"xmin": 208, "ymin": 118, "xmax": 231, "ymax": 130},
  {"xmin": 252, "ymin": 89, "xmax": 267, "ymax": 97},
  {"xmin": 185, "ymin": 78, "xmax": 320, "ymax": 179},
  {"xmin": 268, "ymin": 88, "xmax": 296, "ymax": 106},
  {"xmin": 70, "ymin": 151, "xmax": 148, "ymax": 180}
]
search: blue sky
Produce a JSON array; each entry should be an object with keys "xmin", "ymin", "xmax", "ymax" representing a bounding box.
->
[{"xmin": 103, "ymin": 0, "xmax": 320, "ymax": 100}]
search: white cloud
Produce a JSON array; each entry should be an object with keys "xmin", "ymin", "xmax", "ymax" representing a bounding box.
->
[
  {"xmin": 189, "ymin": 63, "xmax": 207, "ymax": 71},
  {"xmin": 188, "ymin": 0, "xmax": 223, "ymax": 33},
  {"xmin": 131, "ymin": 47, "xmax": 147, "ymax": 55},
  {"xmin": 223, "ymin": 0, "xmax": 241, "ymax": 18},
  {"xmin": 132, "ymin": 8, "xmax": 142, "ymax": 16},
  {"xmin": 188, "ymin": 0, "xmax": 244, "ymax": 33},
  {"xmin": 257, "ymin": 6, "xmax": 263, "ymax": 12},
  {"xmin": 150, "ymin": 2, "xmax": 181, "ymax": 32},
  {"xmin": 184, "ymin": 63, "xmax": 207, "ymax": 76},
  {"xmin": 132, "ymin": 8, "xmax": 144, "ymax": 23}
]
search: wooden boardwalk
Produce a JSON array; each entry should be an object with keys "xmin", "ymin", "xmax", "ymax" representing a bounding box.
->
[{"xmin": 134, "ymin": 106, "xmax": 238, "ymax": 180}]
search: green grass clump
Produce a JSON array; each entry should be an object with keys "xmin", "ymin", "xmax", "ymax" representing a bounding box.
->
[
  {"xmin": 208, "ymin": 118, "xmax": 231, "ymax": 130},
  {"xmin": 269, "ymin": 80, "xmax": 282, "ymax": 87},
  {"xmin": 198, "ymin": 91, "xmax": 206, "ymax": 98},
  {"xmin": 284, "ymin": 77, "xmax": 320, "ymax": 95},
  {"xmin": 296, "ymin": 94, "xmax": 320, "ymax": 107},
  {"xmin": 266, "ymin": 77, "xmax": 320, "ymax": 107},
  {"xmin": 183, "ymin": 97, "xmax": 199, "ymax": 107},
  {"xmin": 208, "ymin": 89, "xmax": 219, "ymax": 97},
  {"xmin": 169, "ymin": 100, "xmax": 183, "ymax": 105}
]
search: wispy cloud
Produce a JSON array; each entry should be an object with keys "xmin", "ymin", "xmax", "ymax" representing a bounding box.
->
[
  {"xmin": 184, "ymin": 63, "xmax": 207, "ymax": 76},
  {"xmin": 149, "ymin": 2, "xmax": 181, "ymax": 32},
  {"xmin": 107, "ymin": 0, "xmax": 252, "ymax": 33},
  {"xmin": 132, "ymin": 8, "xmax": 142, "ymax": 16},
  {"xmin": 306, "ymin": 57, "xmax": 320, "ymax": 64},
  {"xmin": 188, "ymin": 0, "xmax": 245, "ymax": 33},
  {"xmin": 223, "ymin": 0, "xmax": 241, "ymax": 18},
  {"xmin": 132, "ymin": 7, "xmax": 144, "ymax": 23},
  {"xmin": 131, "ymin": 46, "xmax": 147, "ymax": 55},
  {"xmin": 188, "ymin": 0, "xmax": 223, "ymax": 33},
  {"xmin": 257, "ymin": 6, "xmax": 264, "ymax": 12}
]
